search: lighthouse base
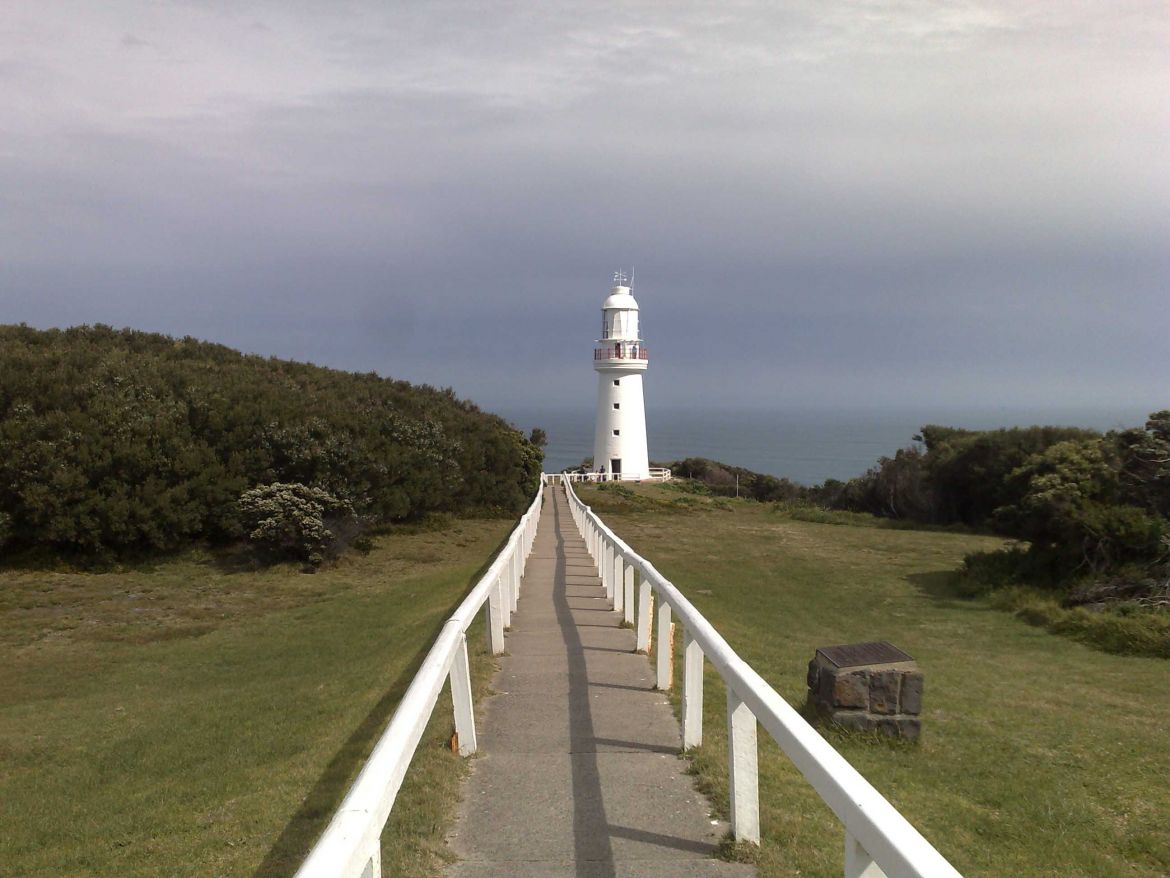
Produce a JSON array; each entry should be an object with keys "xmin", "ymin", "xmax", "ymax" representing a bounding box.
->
[{"xmin": 592, "ymin": 371, "xmax": 650, "ymax": 481}]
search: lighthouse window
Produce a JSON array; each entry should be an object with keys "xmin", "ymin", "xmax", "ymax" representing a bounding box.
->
[
  {"xmin": 613, "ymin": 403, "xmax": 620, "ymax": 410},
  {"xmin": 613, "ymin": 380, "xmax": 620, "ymax": 386},
  {"xmin": 613, "ymin": 430, "xmax": 620, "ymax": 436}
]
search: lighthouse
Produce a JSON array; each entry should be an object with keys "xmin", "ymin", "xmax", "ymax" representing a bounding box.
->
[{"xmin": 591, "ymin": 272, "xmax": 650, "ymax": 480}]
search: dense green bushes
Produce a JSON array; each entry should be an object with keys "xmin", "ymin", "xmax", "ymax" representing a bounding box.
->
[
  {"xmin": 0, "ymin": 324, "xmax": 542, "ymax": 560},
  {"xmin": 812, "ymin": 425, "xmax": 1101, "ymax": 526},
  {"xmin": 823, "ymin": 414, "xmax": 1170, "ymax": 613}
]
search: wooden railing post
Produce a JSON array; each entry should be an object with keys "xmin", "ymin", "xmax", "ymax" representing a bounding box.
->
[
  {"xmin": 603, "ymin": 542, "xmax": 614, "ymax": 601},
  {"xmin": 451, "ymin": 633, "xmax": 477, "ymax": 756},
  {"xmin": 509, "ymin": 551, "xmax": 519, "ymax": 613},
  {"xmin": 623, "ymin": 563, "xmax": 635, "ymax": 626},
  {"xmin": 844, "ymin": 831, "xmax": 885, "ymax": 878},
  {"xmin": 682, "ymin": 627, "xmax": 704, "ymax": 748},
  {"xmin": 512, "ymin": 549, "xmax": 522, "ymax": 606},
  {"xmin": 612, "ymin": 550, "xmax": 624, "ymax": 613},
  {"xmin": 636, "ymin": 579, "xmax": 652, "ymax": 652},
  {"xmin": 655, "ymin": 600, "xmax": 673, "ymax": 690},
  {"xmin": 727, "ymin": 689, "xmax": 760, "ymax": 844},
  {"xmin": 487, "ymin": 576, "xmax": 506, "ymax": 654}
]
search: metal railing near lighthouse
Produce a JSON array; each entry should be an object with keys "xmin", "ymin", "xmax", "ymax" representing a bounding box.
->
[
  {"xmin": 562, "ymin": 477, "xmax": 964, "ymax": 878},
  {"xmin": 294, "ymin": 483, "xmax": 544, "ymax": 878},
  {"xmin": 593, "ymin": 343, "xmax": 649, "ymax": 361}
]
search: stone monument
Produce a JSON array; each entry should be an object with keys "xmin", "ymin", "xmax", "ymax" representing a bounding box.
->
[{"xmin": 807, "ymin": 641, "xmax": 923, "ymax": 741}]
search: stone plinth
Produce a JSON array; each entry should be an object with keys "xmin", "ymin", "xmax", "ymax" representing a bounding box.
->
[{"xmin": 807, "ymin": 641, "xmax": 922, "ymax": 741}]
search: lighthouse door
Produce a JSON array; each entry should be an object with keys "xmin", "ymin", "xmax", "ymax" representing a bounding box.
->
[{"xmin": 610, "ymin": 458, "xmax": 622, "ymax": 479}]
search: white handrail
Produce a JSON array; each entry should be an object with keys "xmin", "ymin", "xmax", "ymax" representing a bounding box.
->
[
  {"xmin": 562, "ymin": 478, "xmax": 963, "ymax": 878},
  {"xmin": 559, "ymin": 467, "xmax": 672, "ymax": 483},
  {"xmin": 296, "ymin": 478, "xmax": 548, "ymax": 878}
]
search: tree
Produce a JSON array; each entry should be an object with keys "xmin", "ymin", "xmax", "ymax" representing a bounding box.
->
[
  {"xmin": 1001, "ymin": 439, "xmax": 1163, "ymax": 573},
  {"xmin": 1115, "ymin": 410, "xmax": 1170, "ymax": 518}
]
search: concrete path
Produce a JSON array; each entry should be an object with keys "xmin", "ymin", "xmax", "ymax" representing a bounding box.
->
[{"xmin": 444, "ymin": 487, "xmax": 755, "ymax": 878}]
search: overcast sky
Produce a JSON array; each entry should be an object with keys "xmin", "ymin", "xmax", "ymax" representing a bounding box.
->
[{"xmin": 2, "ymin": 1, "xmax": 1167, "ymax": 413}]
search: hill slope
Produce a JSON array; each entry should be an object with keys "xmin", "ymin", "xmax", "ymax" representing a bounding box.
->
[{"xmin": 0, "ymin": 324, "xmax": 542, "ymax": 558}]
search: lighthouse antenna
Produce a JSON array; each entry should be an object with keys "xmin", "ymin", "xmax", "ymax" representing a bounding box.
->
[{"xmin": 629, "ymin": 266, "xmax": 635, "ymax": 289}]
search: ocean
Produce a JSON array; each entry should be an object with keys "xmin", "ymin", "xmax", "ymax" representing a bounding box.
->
[{"xmin": 496, "ymin": 405, "xmax": 1155, "ymax": 486}]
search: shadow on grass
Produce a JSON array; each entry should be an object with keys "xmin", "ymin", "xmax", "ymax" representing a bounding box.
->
[
  {"xmin": 0, "ymin": 543, "xmax": 167, "ymax": 574},
  {"xmin": 204, "ymin": 542, "xmax": 268, "ymax": 574},
  {"xmin": 905, "ymin": 570, "xmax": 994, "ymax": 611},
  {"xmin": 251, "ymin": 516, "xmax": 519, "ymax": 878},
  {"xmin": 251, "ymin": 640, "xmax": 441, "ymax": 878}
]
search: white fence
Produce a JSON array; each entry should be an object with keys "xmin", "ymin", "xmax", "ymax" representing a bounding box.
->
[
  {"xmin": 556, "ymin": 466, "xmax": 672, "ymax": 484},
  {"xmin": 294, "ymin": 483, "xmax": 544, "ymax": 878},
  {"xmin": 296, "ymin": 474, "xmax": 962, "ymax": 878},
  {"xmin": 563, "ymin": 477, "xmax": 963, "ymax": 878}
]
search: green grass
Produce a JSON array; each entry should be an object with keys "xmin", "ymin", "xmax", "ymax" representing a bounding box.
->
[
  {"xmin": 576, "ymin": 483, "xmax": 1170, "ymax": 878},
  {"xmin": 0, "ymin": 519, "xmax": 511, "ymax": 878}
]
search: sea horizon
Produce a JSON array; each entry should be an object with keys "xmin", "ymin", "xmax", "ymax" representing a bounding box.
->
[{"xmin": 495, "ymin": 403, "xmax": 1158, "ymax": 486}]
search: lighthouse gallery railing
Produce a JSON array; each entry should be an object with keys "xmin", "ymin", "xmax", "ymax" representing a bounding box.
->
[
  {"xmin": 562, "ymin": 477, "xmax": 963, "ymax": 878},
  {"xmin": 294, "ymin": 482, "xmax": 544, "ymax": 878}
]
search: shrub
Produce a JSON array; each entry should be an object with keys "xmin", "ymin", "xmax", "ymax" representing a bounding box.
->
[
  {"xmin": 986, "ymin": 586, "xmax": 1170, "ymax": 659},
  {"xmin": 0, "ymin": 324, "xmax": 542, "ymax": 559},
  {"xmin": 664, "ymin": 457, "xmax": 804, "ymax": 501},
  {"xmin": 238, "ymin": 482, "xmax": 358, "ymax": 568}
]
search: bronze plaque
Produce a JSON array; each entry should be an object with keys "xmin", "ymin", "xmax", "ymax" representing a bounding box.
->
[{"xmin": 816, "ymin": 641, "xmax": 913, "ymax": 669}]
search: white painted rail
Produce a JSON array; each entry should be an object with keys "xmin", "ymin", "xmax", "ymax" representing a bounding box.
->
[
  {"xmin": 563, "ymin": 478, "xmax": 964, "ymax": 878},
  {"xmin": 295, "ymin": 480, "xmax": 546, "ymax": 878},
  {"xmin": 556, "ymin": 467, "xmax": 672, "ymax": 484}
]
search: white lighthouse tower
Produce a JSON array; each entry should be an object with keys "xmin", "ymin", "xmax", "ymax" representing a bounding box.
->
[{"xmin": 591, "ymin": 272, "xmax": 650, "ymax": 480}]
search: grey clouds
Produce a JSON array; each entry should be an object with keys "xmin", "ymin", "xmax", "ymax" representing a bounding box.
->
[{"xmin": 1, "ymin": 1, "xmax": 1167, "ymax": 411}]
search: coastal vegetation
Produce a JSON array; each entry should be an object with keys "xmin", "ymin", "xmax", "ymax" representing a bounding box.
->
[
  {"xmin": 660, "ymin": 413, "xmax": 1170, "ymax": 657},
  {"xmin": 818, "ymin": 416, "xmax": 1170, "ymax": 657},
  {"xmin": 576, "ymin": 482, "xmax": 1170, "ymax": 878},
  {"xmin": 0, "ymin": 324, "xmax": 542, "ymax": 565}
]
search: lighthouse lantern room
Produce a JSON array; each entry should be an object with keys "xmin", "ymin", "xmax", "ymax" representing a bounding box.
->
[{"xmin": 591, "ymin": 272, "xmax": 650, "ymax": 480}]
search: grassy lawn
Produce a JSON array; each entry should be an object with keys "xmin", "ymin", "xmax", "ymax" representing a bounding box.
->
[
  {"xmin": 576, "ymin": 482, "xmax": 1170, "ymax": 878},
  {"xmin": 0, "ymin": 518, "xmax": 510, "ymax": 878}
]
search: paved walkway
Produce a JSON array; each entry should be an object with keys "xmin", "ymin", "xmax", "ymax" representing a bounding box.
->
[{"xmin": 444, "ymin": 487, "xmax": 755, "ymax": 877}]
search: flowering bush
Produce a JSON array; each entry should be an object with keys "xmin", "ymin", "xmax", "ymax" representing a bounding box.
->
[{"xmin": 238, "ymin": 482, "xmax": 357, "ymax": 567}]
